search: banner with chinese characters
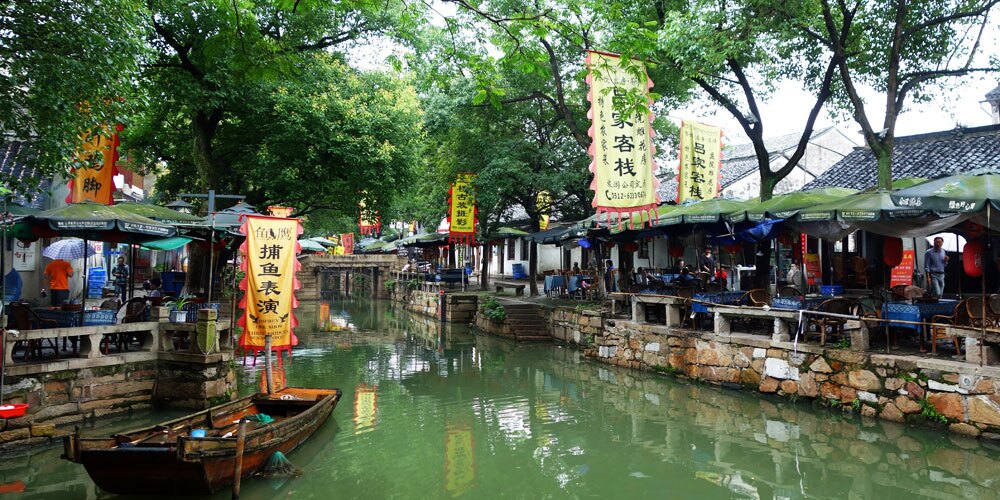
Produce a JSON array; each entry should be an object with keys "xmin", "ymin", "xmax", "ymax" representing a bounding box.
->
[
  {"xmin": 68, "ymin": 124, "xmax": 122, "ymax": 204},
  {"xmin": 536, "ymin": 191, "xmax": 551, "ymax": 231},
  {"xmin": 676, "ymin": 121, "xmax": 723, "ymax": 204},
  {"xmin": 585, "ymin": 51, "xmax": 660, "ymax": 229},
  {"xmin": 268, "ymin": 206, "xmax": 293, "ymax": 218},
  {"xmin": 444, "ymin": 422, "xmax": 476, "ymax": 497},
  {"xmin": 354, "ymin": 384, "xmax": 378, "ymax": 432},
  {"xmin": 804, "ymin": 253, "xmax": 820, "ymax": 286},
  {"xmin": 448, "ymin": 173, "xmax": 477, "ymax": 245},
  {"xmin": 358, "ymin": 199, "xmax": 381, "ymax": 235},
  {"xmin": 238, "ymin": 216, "xmax": 302, "ymax": 354},
  {"xmin": 341, "ymin": 233, "xmax": 354, "ymax": 254},
  {"xmin": 890, "ymin": 250, "xmax": 916, "ymax": 287}
]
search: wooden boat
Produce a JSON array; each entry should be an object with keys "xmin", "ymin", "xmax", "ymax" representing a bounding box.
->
[{"xmin": 62, "ymin": 387, "xmax": 341, "ymax": 495}]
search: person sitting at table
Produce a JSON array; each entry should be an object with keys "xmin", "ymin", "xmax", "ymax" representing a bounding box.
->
[
  {"xmin": 634, "ymin": 267, "xmax": 649, "ymax": 286},
  {"xmin": 147, "ymin": 278, "xmax": 163, "ymax": 298},
  {"xmin": 672, "ymin": 258, "xmax": 686, "ymax": 274},
  {"xmin": 572, "ymin": 262, "xmax": 581, "ymax": 274},
  {"xmin": 676, "ymin": 267, "xmax": 698, "ymax": 286}
]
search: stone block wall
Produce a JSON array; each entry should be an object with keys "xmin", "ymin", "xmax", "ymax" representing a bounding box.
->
[
  {"xmin": 547, "ymin": 307, "xmax": 602, "ymax": 346},
  {"xmin": 0, "ymin": 361, "xmax": 157, "ymax": 450},
  {"xmin": 153, "ymin": 357, "xmax": 238, "ymax": 409},
  {"xmin": 587, "ymin": 319, "xmax": 1000, "ymax": 440}
]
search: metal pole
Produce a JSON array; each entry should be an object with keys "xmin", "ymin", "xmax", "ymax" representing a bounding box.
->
[
  {"xmin": 208, "ymin": 213, "xmax": 216, "ymax": 302},
  {"xmin": 1, "ymin": 200, "xmax": 6, "ymax": 406},
  {"xmin": 80, "ymin": 238, "xmax": 88, "ymax": 327}
]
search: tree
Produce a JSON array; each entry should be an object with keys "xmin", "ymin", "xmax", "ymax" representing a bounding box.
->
[
  {"xmin": 0, "ymin": 0, "xmax": 148, "ymax": 192},
  {"xmin": 813, "ymin": 0, "xmax": 999, "ymax": 189}
]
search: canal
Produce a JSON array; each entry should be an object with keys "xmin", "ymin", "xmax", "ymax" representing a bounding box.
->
[{"xmin": 2, "ymin": 299, "xmax": 999, "ymax": 499}]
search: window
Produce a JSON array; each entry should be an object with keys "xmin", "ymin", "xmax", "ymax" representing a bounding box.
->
[
  {"xmin": 507, "ymin": 239, "xmax": 515, "ymax": 259},
  {"xmin": 639, "ymin": 240, "xmax": 649, "ymax": 259},
  {"xmin": 521, "ymin": 238, "xmax": 530, "ymax": 260}
]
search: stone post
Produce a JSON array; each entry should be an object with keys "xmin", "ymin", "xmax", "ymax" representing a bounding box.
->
[{"xmin": 195, "ymin": 308, "xmax": 218, "ymax": 354}]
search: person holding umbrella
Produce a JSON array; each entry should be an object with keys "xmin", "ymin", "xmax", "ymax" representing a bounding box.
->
[{"xmin": 44, "ymin": 258, "xmax": 73, "ymax": 306}]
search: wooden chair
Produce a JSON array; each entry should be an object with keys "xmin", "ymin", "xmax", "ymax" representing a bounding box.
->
[
  {"xmin": 106, "ymin": 298, "xmax": 148, "ymax": 353},
  {"xmin": 805, "ymin": 298, "xmax": 853, "ymax": 346},
  {"xmin": 674, "ymin": 286, "xmax": 695, "ymax": 327},
  {"xmin": 930, "ymin": 299, "xmax": 970, "ymax": 355},
  {"xmin": 852, "ymin": 256, "xmax": 869, "ymax": 288},
  {"xmin": 778, "ymin": 286, "xmax": 802, "ymax": 298},
  {"xmin": 988, "ymin": 294, "xmax": 1000, "ymax": 327},
  {"xmin": 7, "ymin": 303, "xmax": 59, "ymax": 360},
  {"xmin": 745, "ymin": 289, "xmax": 771, "ymax": 307}
]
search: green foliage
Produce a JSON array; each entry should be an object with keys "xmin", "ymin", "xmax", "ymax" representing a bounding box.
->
[
  {"xmin": 0, "ymin": 0, "xmax": 149, "ymax": 194},
  {"xmin": 385, "ymin": 279, "xmax": 397, "ymax": 293},
  {"xmin": 834, "ymin": 338, "xmax": 851, "ymax": 350},
  {"xmin": 407, "ymin": 278, "xmax": 421, "ymax": 290},
  {"xmin": 920, "ymin": 398, "xmax": 951, "ymax": 424},
  {"xmin": 851, "ymin": 398, "xmax": 862, "ymax": 411},
  {"xmin": 482, "ymin": 296, "xmax": 507, "ymax": 322}
]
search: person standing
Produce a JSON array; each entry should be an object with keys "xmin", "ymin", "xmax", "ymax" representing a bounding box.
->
[
  {"xmin": 44, "ymin": 258, "xmax": 73, "ymax": 306},
  {"xmin": 112, "ymin": 256, "xmax": 130, "ymax": 301},
  {"xmin": 924, "ymin": 236, "xmax": 949, "ymax": 297},
  {"xmin": 699, "ymin": 247, "xmax": 717, "ymax": 276}
]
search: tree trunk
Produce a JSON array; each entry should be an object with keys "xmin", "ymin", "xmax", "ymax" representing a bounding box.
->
[
  {"xmin": 875, "ymin": 145, "xmax": 893, "ymax": 190},
  {"xmin": 480, "ymin": 242, "xmax": 491, "ymax": 291}
]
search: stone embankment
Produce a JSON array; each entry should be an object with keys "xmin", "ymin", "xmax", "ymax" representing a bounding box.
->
[{"xmin": 585, "ymin": 318, "xmax": 1000, "ymax": 439}]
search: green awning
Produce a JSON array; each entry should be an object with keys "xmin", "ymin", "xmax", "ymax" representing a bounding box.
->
[
  {"xmin": 141, "ymin": 236, "xmax": 193, "ymax": 251},
  {"xmin": 115, "ymin": 202, "xmax": 204, "ymax": 223},
  {"xmin": 729, "ymin": 187, "xmax": 857, "ymax": 222}
]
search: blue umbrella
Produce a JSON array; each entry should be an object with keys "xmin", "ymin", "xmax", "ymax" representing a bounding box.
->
[{"xmin": 42, "ymin": 238, "xmax": 97, "ymax": 260}]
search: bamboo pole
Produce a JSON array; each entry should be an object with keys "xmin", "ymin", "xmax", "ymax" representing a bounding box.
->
[
  {"xmin": 264, "ymin": 334, "xmax": 274, "ymax": 395},
  {"xmin": 231, "ymin": 419, "xmax": 249, "ymax": 499}
]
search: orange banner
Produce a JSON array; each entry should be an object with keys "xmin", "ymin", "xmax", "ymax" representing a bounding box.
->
[
  {"xmin": 586, "ymin": 51, "xmax": 660, "ymax": 228},
  {"xmin": 238, "ymin": 216, "xmax": 302, "ymax": 353},
  {"xmin": 342, "ymin": 233, "xmax": 354, "ymax": 254},
  {"xmin": 69, "ymin": 124, "xmax": 121, "ymax": 204},
  {"xmin": 890, "ymin": 249, "xmax": 916, "ymax": 287}
]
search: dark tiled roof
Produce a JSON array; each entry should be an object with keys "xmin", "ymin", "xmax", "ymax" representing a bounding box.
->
[
  {"xmin": 657, "ymin": 127, "xmax": 833, "ymax": 201},
  {"xmin": 986, "ymin": 83, "xmax": 1000, "ymax": 102},
  {"xmin": 0, "ymin": 140, "xmax": 50, "ymax": 209},
  {"xmin": 802, "ymin": 125, "xmax": 1000, "ymax": 190}
]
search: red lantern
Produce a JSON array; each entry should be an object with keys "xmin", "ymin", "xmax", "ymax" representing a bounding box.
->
[
  {"xmin": 777, "ymin": 231, "xmax": 795, "ymax": 246},
  {"xmin": 668, "ymin": 242, "xmax": 684, "ymax": 258},
  {"xmin": 964, "ymin": 240, "xmax": 984, "ymax": 277},
  {"xmin": 620, "ymin": 242, "xmax": 639, "ymax": 253},
  {"xmin": 725, "ymin": 243, "xmax": 741, "ymax": 255},
  {"xmin": 883, "ymin": 237, "xmax": 903, "ymax": 268}
]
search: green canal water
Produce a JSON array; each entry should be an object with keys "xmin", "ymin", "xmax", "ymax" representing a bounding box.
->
[{"xmin": 3, "ymin": 299, "xmax": 1000, "ymax": 499}]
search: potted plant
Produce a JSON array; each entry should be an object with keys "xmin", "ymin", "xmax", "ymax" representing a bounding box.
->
[{"xmin": 168, "ymin": 297, "xmax": 192, "ymax": 323}]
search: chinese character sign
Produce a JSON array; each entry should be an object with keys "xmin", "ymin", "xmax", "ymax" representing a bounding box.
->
[
  {"xmin": 358, "ymin": 199, "xmax": 381, "ymax": 235},
  {"xmin": 448, "ymin": 173, "xmax": 477, "ymax": 245},
  {"xmin": 268, "ymin": 206, "xmax": 293, "ymax": 218},
  {"xmin": 586, "ymin": 51, "xmax": 660, "ymax": 228},
  {"xmin": 890, "ymin": 250, "xmax": 915, "ymax": 287},
  {"xmin": 238, "ymin": 216, "xmax": 302, "ymax": 354},
  {"xmin": 536, "ymin": 191, "xmax": 551, "ymax": 231},
  {"xmin": 342, "ymin": 233, "xmax": 354, "ymax": 254},
  {"xmin": 68, "ymin": 124, "xmax": 122, "ymax": 204},
  {"xmin": 677, "ymin": 121, "xmax": 723, "ymax": 203}
]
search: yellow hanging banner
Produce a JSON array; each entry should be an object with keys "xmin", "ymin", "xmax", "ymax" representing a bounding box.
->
[
  {"xmin": 536, "ymin": 191, "xmax": 551, "ymax": 231},
  {"xmin": 586, "ymin": 51, "xmax": 660, "ymax": 228},
  {"xmin": 448, "ymin": 173, "xmax": 477, "ymax": 245},
  {"xmin": 676, "ymin": 121, "xmax": 723, "ymax": 203},
  {"xmin": 238, "ymin": 216, "xmax": 302, "ymax": 354},
  {"xmin": 69, "ymin": 124, "xmax": 121, "ymax": 204}
]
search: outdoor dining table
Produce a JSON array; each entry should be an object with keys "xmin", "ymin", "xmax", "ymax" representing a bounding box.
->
[
  {"xmin": 33, "ymin": 308, "xmax": 118, "ymax": 328},
  {"xmin": 544, "ymin": 275, "xmax": 565, "ymax": 295},
  {"xmin": 771, "ymin": 296, "xmax": 828, "ymax": 311},
  {"xmin": 691, "ymin": 291, "xmax": 745, "ymax": 313},
  {"xmin": 882, "ymin": 300, "xmax": 960, "ymax": 350}
]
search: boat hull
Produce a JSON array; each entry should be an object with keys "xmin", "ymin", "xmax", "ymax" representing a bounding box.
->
[{"xmin": 65, "ymin": 387, "xmax": 341, "ymax": 495}]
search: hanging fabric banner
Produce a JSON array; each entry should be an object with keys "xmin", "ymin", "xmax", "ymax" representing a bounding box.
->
[
  {"xmin": 342, "ymin": 233, "xmax": 355, "ymax": 254},
  {"xmin": 536, "ymin": 191, "xmax": 551, "ymax": 231},
  {"xmin": 238, "ymin": 215, "xmax": 302, "ymax": 355},
  {"xmin": 448, "ymin": 173, "xmax": 477, "ymax": 245},
  {"xmin": 676, "ymin": 121, "xmax": 723, "ymax": 204},
  {"xmin": 268, "ymin": 206, "xmax": 293, "ymax": 218},
  {"xmin": 585, "ymin": 51, "xmax": 660, "ymax": 229},
  {"xmin": 358, "ymin": 199, "xmax": 381, "ymax": 235},
  {"xmin": 68, "ymin": 124, "xmax": 122, "ymax": 205}
]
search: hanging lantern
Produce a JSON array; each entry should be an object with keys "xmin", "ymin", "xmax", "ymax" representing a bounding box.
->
[
  {"xmin": 883, "ymin": 237, "xmax": 903, "ymax": 268},
  {"xmin": 725, "ymin": 243, "xmax": 741, "ymax": 255},
  {"xmin": 963, "ymin": 240, "xmax": 984, "ymax": 277},
  {"xmin": 668, "ymin": 241, "xmax": 684, "ymax": 258},
  {"xmin": 620, "ymin": 242, "xmax": 639, "ymax": 253}
]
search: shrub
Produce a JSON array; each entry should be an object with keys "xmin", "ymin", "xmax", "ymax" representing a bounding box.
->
[{"xmin": 483, "ymin": 296, "xmax": 506, "ymax": 322}]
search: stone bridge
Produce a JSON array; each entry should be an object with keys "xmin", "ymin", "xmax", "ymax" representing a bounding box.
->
[{"xmin": 298, "ymin": 254, "xmax": 401, "ymax": 300}]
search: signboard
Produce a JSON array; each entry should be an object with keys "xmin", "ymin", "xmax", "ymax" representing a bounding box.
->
[
  {"xmin": 677, "ymin": 121, "xmax": 722, "ymax": 204},
  {"xmin": 890, "ymin": 249, "xmax": 916, "ymax": 287},
  {"xmin": 12, "ymin": 240, "xmax": 35, "ymax": 271},
  {"xmin": 586, "ymin": 51, "xmax": 660, "ymax": 228},
  {"xmin": 69, "ymin": 124, "xmax": 121, "ymax": 205},
  {"xmin": 267, "ymin": 206, "xmax": 293, "ymax": 218},
  {"xmin": 341, "ymin": 233, "xmax": 354, "ymax": 255},
  {"xmin": 237, "ymin": 216, "xmax": 302, "ymax": 354},
  {"xmin": 448, "ymin": 173, "xmax": 477, "ymax": 245},
  {"xmin": 536, "ymin": 191, "xmax": 551, "ymax": 231},
  {"xmin": 804, "ymin": 253, "xmax": 820, "ymax": 286}
]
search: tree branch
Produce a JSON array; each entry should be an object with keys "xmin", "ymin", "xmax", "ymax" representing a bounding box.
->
[{"xmin": 901, "ymin": 0, "xmax": 1000, "ymax": 40}]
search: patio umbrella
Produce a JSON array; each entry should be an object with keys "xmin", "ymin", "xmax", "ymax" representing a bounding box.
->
[
  {"xmin": 140, "ymin": 236, "xmax": 194, "ymax": 251},
  {"xmin": 485, "ymin": 227, "xmax": 529, "ymax": 240},
  {"xmin": 728, "ymin": 187, "xmax": 857, "ymax": 223},
  {"xmin": 42, "ymin": 238, "xmax": 97, "ymax": 260},
  {"xmin": 664, "ymin": 198, "xmax": 755, "ymax": 225},
  {"xmin": 115, "ymin": 202, "xmax": 204, "ymax": 224},
  {"xmin": 14, "ymin": 201, "xmax": 176, "ymax": 243},
  {"xmin": 359, "ymin": 240, "xmax": 390, "ymax": 253},
  {"xmin": 298, "ymin": 239, "xmax": 326, "ymax": 253},
  {"xmin": 890, "ymin": 170, "xmax": 1000, "ymax": 213}
]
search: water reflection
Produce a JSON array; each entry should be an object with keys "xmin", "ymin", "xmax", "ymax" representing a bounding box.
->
[{"xmin": 4, "ymin": 299, "xmax": 1000, "ymax": 499}]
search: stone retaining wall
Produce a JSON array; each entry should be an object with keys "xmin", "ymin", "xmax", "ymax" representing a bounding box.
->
[
  {"xmin": 389, "ymin": 285, "xmax": 478, "ymax": 323},
  {"xmin": 587, "ymin": 319, "xmax": 1000, "ymax": 440},
  {"xmin": 547, "ymin": 307, "xmax": 602, "ymax": 346},
  {"xmin": 0, "ymin": 361, "xmax": 157, "ymax": 450}
]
